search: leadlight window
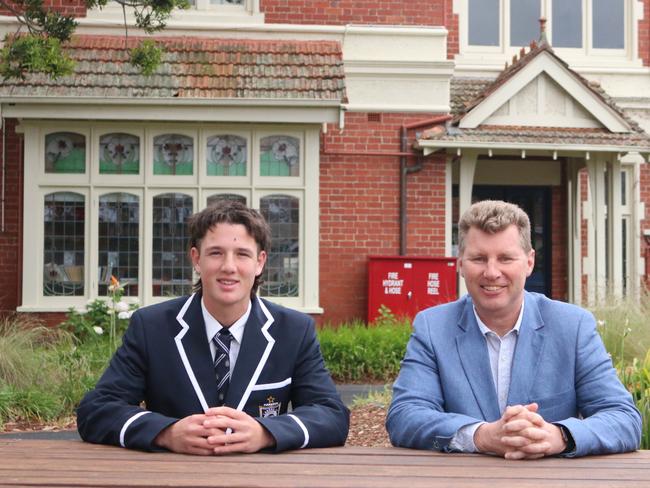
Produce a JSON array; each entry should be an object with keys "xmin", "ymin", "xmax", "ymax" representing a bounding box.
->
[
  {"xmin": 43, "ymin": 192, "xmax": 85, "ymax": 296},
  {"xmin": 153, "ymin": 134, "xmax": 194, "ymax": 175},
  {"xmin": 99, "ymin": 133, "xmax": 140, "ymax": 175},
  {"xmin": 98, "ymin": 193, "xmax": 139, "ymax": 296},
  {"xmin": 260, "ymin": 195, "xmax": 299, "ymax": 297},
  {"xmin": 45, "ymin": 132, "xmax": 85, "ymax": 174},
  {"xmin": 260, "ymin": 136, "xmax": 300, "ymax": 176},
  {"xmin": 152, "ymin": 193, "xmax": 193, "ymax": 297},
  {"xmin": 207, "ymin": 193, "xmax": 247, "ymax": 207},
  {"xmin": 206, "ymin": 135, "xmax": 247, "ymax": 176},
  {"xmin": 24, "ymin": 123, "xmax": 317, "ymax": 312}
]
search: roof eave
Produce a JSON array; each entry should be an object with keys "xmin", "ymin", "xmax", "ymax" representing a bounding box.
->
[
  {"xmin": 0, "ymin": 97, "xmax": 343, "ymax": 124},
  {"xmin": 417, "ymin": 139, "xmax": 650, "ymax": 158}
]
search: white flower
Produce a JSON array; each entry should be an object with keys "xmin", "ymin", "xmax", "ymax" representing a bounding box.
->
[
  {"xmin": 93, "ymin": 326, "xmax": 104, "ymax": 335},
  {"xmin": 78, "ymin": 308, "xmax": 87, "ymax": 315},
  {"xmin": 118, "ymin": 311, "xmax": 130, "ymax": 320},
  {"xmin": 86, "ymin": 299, "xmax": 96, "ymax": 306},
  {"xmin": 596, "ymin": 319, "xmax": 606, "ymax": 327},
  {"xmin": 114, "ymin": 301, "xmax": 129, "ymax": 313}
]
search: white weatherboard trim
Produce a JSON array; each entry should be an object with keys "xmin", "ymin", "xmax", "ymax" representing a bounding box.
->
[
  {"xmin": 458, "ymin": 51, "xmax": 631, "ymax": 133},
  {"xmin": 235, "ymin": 297, "xmax": 275, "ymax": 411},
  {"xmin": 288, "ymin": 414, "xmax": 309, "ymax": 449},
  {"xmin": 175, "ymin": 294, "xmax": 210, "ymax": 413},
  {"xmin": 119, "ymin": 411, "xmax": 151, "ymax": 447}
]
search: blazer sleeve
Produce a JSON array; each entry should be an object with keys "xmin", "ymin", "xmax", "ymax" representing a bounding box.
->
[
  {"xmin": 557, "ymin": 311, "xmax": 641, "ymax": 457},
  {"xmin": 386, "ymin": 312, "xmax": 482, "ymax": 451},
  {"xmin": 255, "ymin": 317, "xmax": 350, "ymax": 452},
  {"xmin": 76, "ymin": 311, "xmax": 179, "ymax": 451}
]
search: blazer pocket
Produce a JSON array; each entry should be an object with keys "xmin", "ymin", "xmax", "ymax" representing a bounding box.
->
[{"xmin": 246, "ymin": 377, "xmax": 292, "ymax": 418}]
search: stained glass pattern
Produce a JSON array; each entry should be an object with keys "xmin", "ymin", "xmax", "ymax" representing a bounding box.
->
[
  {"xmin": 153, "ymin": 134, "xmax": 194, "ymax": 175},
  {"xmin": 152, "ymin": 193, "xmax": 193, "ymax": 296},
  {"xmin": 98, "ymin": 193, "xmax": 139, "ymax": 297},
  {"xmin": 100, "ymin": 133, "xmax": 140, "ymax": 175},
  {"xmin": 259, "ymin": 195, "xmax": 299, "ymax": 297},
  {"xmin": 43, "ymin": 192, "xmax": 85, "ymax": 296},
  {"xmin": 207, "ymin": 135, "xmax": 247, "ymax": 176},
  {"xmin": 260, "ymin": 136, "xmax": 300, "ymax": 177},
  {"xmin": 207, "ymin": 194, "xmax": 247, "ymax": 207},
  {"xmin": 45, "ymin": 132, "xmax": 86, "ymax": 174}
]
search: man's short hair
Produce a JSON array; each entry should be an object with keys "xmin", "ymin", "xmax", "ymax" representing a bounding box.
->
[
  {"xmin": 457, "ymin": 200, "xmax": 532, "ymax": 255},
  {"xmin": 188, "ymin": 200, "xmax": 271, "ymax": 295}
]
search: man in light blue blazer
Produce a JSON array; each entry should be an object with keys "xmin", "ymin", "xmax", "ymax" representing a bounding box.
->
[{"xmin": 386, "ymin": 200, "xmax": 641, "ymax": 459}]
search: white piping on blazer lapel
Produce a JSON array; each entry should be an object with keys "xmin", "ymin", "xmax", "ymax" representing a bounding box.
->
[
  {"xmin": 235, "ymin": 296, "xmax": 275, "ymax": 411},
  {"xmin": 174, "ymin": 293, "xmax": 210, "ymax": 412}
]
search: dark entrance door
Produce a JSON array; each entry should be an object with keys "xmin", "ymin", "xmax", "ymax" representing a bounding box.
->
[{"xmin": 472, "ymin": 186, "xmax": 552, "ymax": 296}]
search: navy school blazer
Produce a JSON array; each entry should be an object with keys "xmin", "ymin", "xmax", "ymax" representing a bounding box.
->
[{"xmin": 77, "ymin": 294, "xmax": 349, "ymax": 452}]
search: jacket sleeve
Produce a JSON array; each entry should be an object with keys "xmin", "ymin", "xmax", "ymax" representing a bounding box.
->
[
  {"xmin": 76, "ymin": 311, "xmax": 178, "ymax": 451},
  {"xmin": 557, "ymin": 311, "xmax": 641, "ymax": 457},
  {"xmin": 386, "ymin": 312, "xmax": 481, "ymax": 451},
  {"xmin": 256, "ymin": 318, "xmax": 350, "ymax": 452}
]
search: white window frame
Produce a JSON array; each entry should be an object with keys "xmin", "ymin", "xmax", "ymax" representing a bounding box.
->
[
  {"xmin": 19, "ymin": 121, "xmax": 321, "ymax": 314},
  {"xmin": 84, "ymin": 0, "xmax": 263, "ymax": 25},
  {"xmin": 455, "ymin": 0, "xmax": 639, "ymax": 68}
]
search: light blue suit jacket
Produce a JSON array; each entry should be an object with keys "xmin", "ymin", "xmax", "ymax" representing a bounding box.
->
[{"xmin": 386, "ymin": 292, "xmax": 641, "ymax": 457}]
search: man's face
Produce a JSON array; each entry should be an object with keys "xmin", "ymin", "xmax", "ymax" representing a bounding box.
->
[
  {"xmin": 458, "ymin": 224, "xmax": 534, "ymax": 328},
  {"xmin": 191, "ymin": 223, "xmax": 266, "ymax": 325}
]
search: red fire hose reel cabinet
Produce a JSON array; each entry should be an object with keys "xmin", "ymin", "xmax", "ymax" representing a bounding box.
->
[{"xmin": 367, "ymin": 256, "xmax": 458, "ymax": 323}]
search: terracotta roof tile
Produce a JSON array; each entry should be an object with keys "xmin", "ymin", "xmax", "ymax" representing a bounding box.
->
[{"xmin": 0, "ymin": 35, "xmax": 346, "ymax": 102}]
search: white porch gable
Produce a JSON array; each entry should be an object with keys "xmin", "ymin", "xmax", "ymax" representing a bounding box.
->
[{"xmin": 459, "ymin": 50, "xmax": 631, "ymax": 133}]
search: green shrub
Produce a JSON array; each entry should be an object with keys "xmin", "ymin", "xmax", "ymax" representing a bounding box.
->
[
  {"xmin": 591, "ymin": 293, "xmax": 650, "ymax": 364},
  {"xmin": 0, "ymin": 314, "xmax": 59, "ymax": 389},
  {"xmin": 318, "ymin": 308, "xmax": 411, "ymax": 383},
  {"xmin": 615, "ymin": 350, "xmax": 650, "ymax": 450}
]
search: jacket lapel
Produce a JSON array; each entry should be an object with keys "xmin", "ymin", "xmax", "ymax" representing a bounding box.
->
[
  {"xmin": 507, "ymin": 292, "xmax": 545, "ymax": 406},
  {"xmin": 174, "ymin": 293, "xmax": 217, "ymax": 412},
  {"xmin": 455, "ymin": 297, "xmax": 501, "ymax": 422},
  {"xmin": 226, "ymin": 296, "xmax": 276, "ymax": 410}
]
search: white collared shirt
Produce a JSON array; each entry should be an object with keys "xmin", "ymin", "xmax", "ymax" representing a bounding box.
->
[
  {"xmin": 448, "ymin": 302, "xmax": 525, "ymax": 453},
  {"xmin": 202, "ymin": 298, "xmax": 251, "ymax": 374}
]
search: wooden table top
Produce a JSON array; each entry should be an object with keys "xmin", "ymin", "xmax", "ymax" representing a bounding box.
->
[{"xmin": 0, "ymin": 439, "xmax": 649, "ymax": 487}]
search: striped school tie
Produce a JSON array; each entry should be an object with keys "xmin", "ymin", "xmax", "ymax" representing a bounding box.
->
[{"xmin": 212, "ymin": 328, "xmax": 232, "ymax": 405}]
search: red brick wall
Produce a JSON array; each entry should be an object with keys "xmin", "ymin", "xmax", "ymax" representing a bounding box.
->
[
  {"xmin": 0, "ymin": 119, "xmax": 23, "ymax": 317},
  {"xmin": 639, "ymin": 0, "xmax": 650, "ymax": 66},
  {"xmin": 319, "ymin": 112, "xmax": 447, "ymax": 325},
  {"xmin": 444, "ymin": 0, "xmax": 459, "ymax": 58},
  {"xmin": 262, "ymin": 0, "xmax": 448, "ymax": 26},
  {"xmin": 0, "ymin": 0, "xmax": 86, "ymax": 17},
  {"xmin": 550, "ymin": 184, "xmax": 567, "ymax": 301}
]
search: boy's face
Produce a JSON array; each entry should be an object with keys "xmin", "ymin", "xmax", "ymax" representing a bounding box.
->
[{"xmin": 191, "ymin": 223, "xmax": 266, "ymax": 325}]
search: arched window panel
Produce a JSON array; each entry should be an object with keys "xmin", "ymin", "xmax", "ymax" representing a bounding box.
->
[
  {"xmin": 207, "ymin": 193, "xmax": 247, "ymax": 207},
  {"xmin": 98, "ymin": 193, "xmax": 139, "ymax": 297},
  {"xmin": 206, "ymin": 135, "xmax": 247, "ymax": 176},
  {"xmin": 45, "ymin": 132, "xmax": 86, "ymax": 174},
  {"xmin": 99, "ymin": 133, "xmax": 140, "ymax": 175},
  {"xmin": 152, "ymin": 193, "xmax": 193, "ymax": 297},
  {"xmin": 259, "ymin": 195, "xmax": 299, "ymax": 298},
  {"xmin": 153, "ymin": 134, "xmax": 194, "ymax": 176},
  {"xmin": 260, "ymin": 136, "xmax": 300, "ymax": 177},
  {"xmin": 43, "ymin": 192, "xmax": 85, "ymax": 296}
]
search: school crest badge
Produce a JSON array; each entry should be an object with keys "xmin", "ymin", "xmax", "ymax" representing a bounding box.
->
[{"xmin": 259, "ymin": 396, "xmax": 281, "ymax": 417}]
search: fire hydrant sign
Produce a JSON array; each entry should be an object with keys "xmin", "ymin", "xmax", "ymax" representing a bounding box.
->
[
  {"xmin": 368, "ymin": 256, "xmax": 457, "ymax": 323},
  {"xmin": 383, "ymin": 272, "xmax": 403, "ymax": 295}
]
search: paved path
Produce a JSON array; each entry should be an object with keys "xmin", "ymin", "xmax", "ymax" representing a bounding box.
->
[{"xmin": 0, "ymin": 384, "xmax": 388, "ymax": 440}]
